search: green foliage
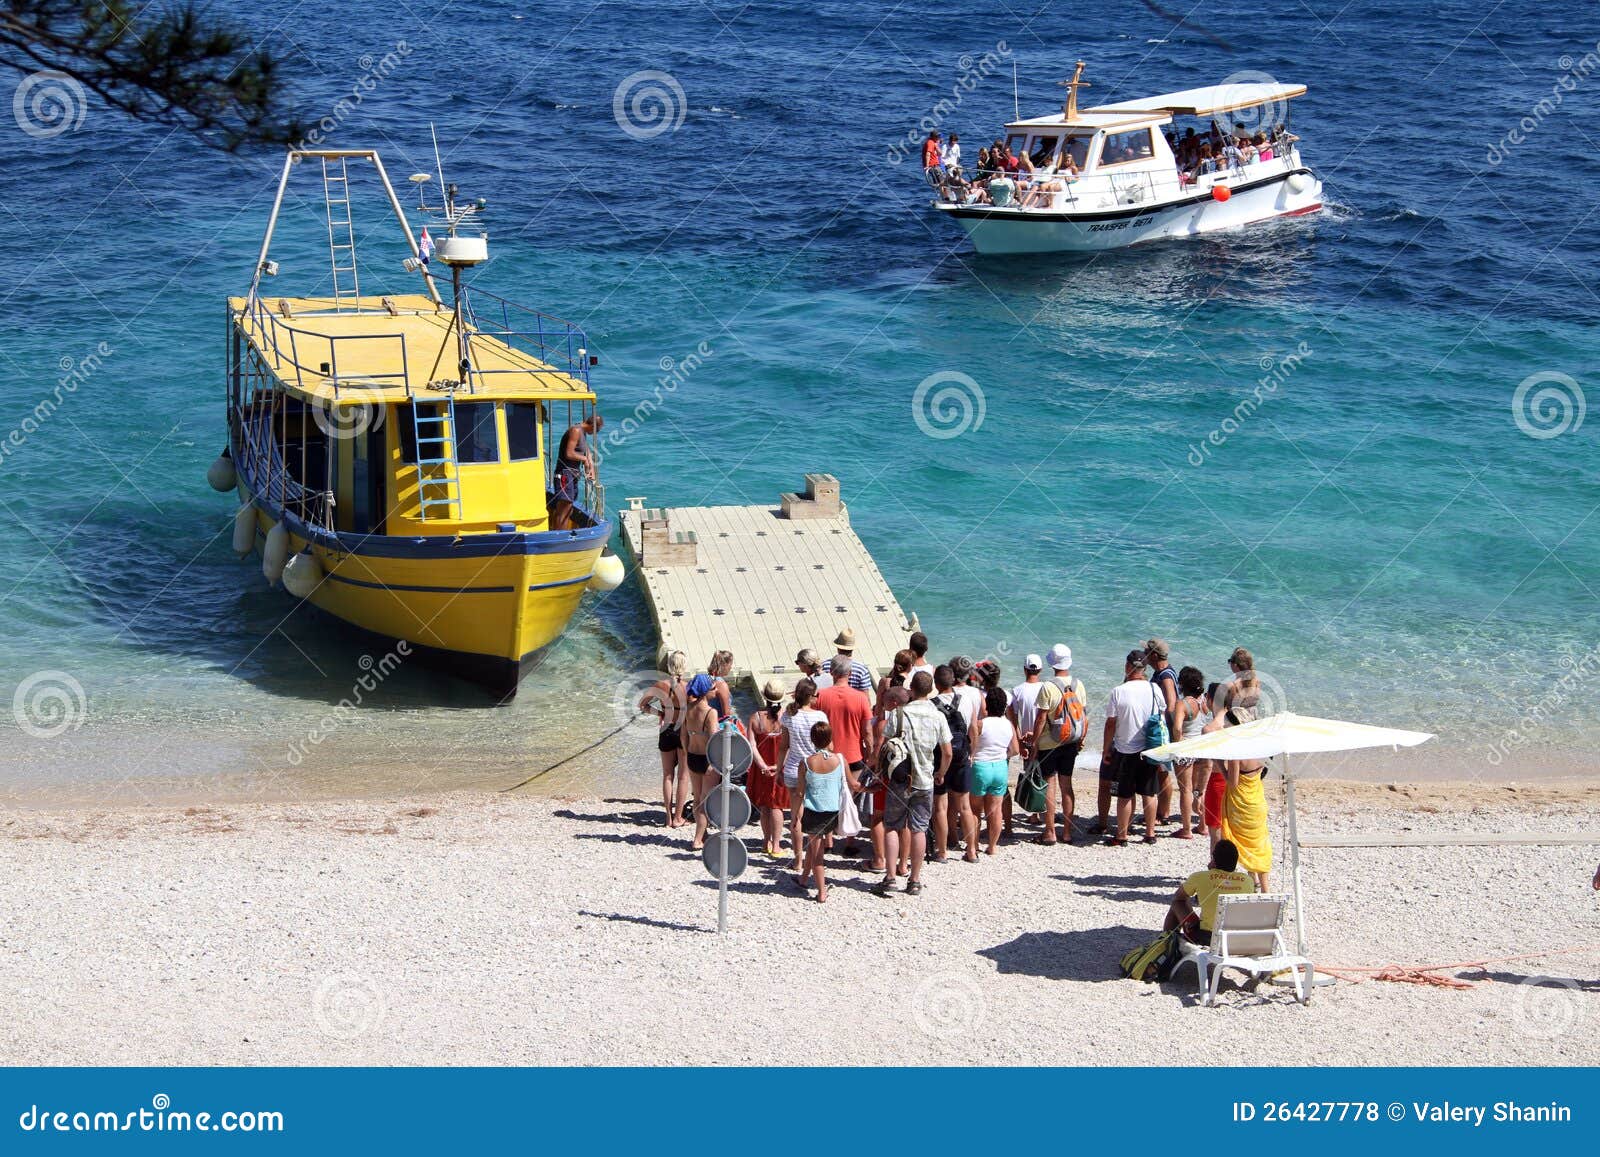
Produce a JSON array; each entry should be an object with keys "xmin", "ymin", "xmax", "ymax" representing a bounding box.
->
[{"xmin": 0, "ymin": 0, "xmax": 301, "ymax": 148}]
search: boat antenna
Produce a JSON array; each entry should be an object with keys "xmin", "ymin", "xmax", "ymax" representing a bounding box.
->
[
  {"xmin": 1059, "ymin": 60, "xmax": 1089, "ymax": 120},
  {"xmin": 1013, "ymin": 60, "xmax": 1019, "ymax": 120},
  {"xmin": 431, "ymin": 123, "xmax": 448, "ymax": 215}
]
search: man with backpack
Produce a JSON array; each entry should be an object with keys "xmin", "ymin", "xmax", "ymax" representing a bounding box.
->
[
  {"xmin": 930, "ymin": 664, "xmax": 977, "ymax": 862},
  {"xmin": 1029, "ymin": 643, "xmax": 1087, "ymax": 845},
  {"xmin": 873, "ymin": 671, "xmax": 951, "ymax": 897}
]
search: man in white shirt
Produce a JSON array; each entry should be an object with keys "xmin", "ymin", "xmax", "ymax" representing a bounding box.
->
[
  {"xmin": 941, "ymin": 132, "xmax": 962, "ymax": 173},
  {"xmin": 873, "ymin": 671, "xmax": 951, "ymax": 898},
  {"xmin": 1007, "ymin": 654, "xmax": 1046, "ymax": 762},
  {"xmin": 1100, "ymin": 649, "xmax": 1163, "ymax": 845}
]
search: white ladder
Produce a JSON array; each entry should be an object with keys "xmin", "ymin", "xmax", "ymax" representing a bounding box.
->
[{"xmin": 321, "ymin": 157, "xmax": 362, "ymax": 310}]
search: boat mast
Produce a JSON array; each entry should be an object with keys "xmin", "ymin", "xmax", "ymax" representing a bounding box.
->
[{"xmin": 1059, "ymin": 61, "xmax": 1090, "ymax": 120}]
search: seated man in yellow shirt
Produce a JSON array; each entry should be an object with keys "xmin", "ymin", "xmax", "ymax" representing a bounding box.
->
[{"xmin": 1163, "ymin": 838, "xmax": 1255, "ymax": 946}]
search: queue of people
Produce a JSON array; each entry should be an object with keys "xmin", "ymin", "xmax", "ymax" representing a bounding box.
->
[{"xmin": 638, "ymin": 629, "xmax": 1275, "ymax": 903}]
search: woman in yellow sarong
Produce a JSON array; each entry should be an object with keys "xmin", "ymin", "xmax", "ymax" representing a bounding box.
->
[{"xmin": 1221, "ymin": 759, "xmax": 1272, "ymax": 890}]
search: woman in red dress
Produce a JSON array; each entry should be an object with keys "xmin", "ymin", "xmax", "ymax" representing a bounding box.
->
[{"xmin": 745, "ymin": 680, "xmax": 789, "ymax": 859}]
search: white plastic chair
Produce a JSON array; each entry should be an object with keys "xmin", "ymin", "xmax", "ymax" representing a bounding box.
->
[{"xmin": 1172, "ymin": 894, "xmax": 1314, "ymax": 1006}]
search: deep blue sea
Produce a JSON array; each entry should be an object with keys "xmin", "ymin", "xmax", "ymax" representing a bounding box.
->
[{"xmin": 0, "ymin": 0, "xmax": 1596, "ymax": 800}]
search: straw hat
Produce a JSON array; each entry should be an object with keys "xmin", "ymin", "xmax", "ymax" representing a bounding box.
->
[
  {"xmin": 833, "ymin": 627, "xmax": 857, "ymax": 651},
  {"xmin": 761, "ymin": 679, "xmax": 787, "ymax": 704}
]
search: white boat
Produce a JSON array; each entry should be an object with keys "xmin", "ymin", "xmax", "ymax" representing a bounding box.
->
[{"xmin": 931, "ymin": 64, "xmax": 1323, "ymax": 254}]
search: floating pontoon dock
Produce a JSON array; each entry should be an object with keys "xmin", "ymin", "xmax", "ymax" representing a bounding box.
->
[{"xmin": 617, "ymin": 475, "xmax": 916, "ymax": 683}]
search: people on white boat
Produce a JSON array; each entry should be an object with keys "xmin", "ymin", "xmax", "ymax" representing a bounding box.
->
[
  {"xmin": 552, "ymin": 414, "xmax": 602, "ymax": 530},
  {"xmin": 940, "ymin": 132, "xmax": 961, "ymax": 174}
]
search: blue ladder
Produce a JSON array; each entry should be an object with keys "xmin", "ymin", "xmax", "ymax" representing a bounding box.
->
[{"xmin": 411, "ymin": 398, "xmax": 461, "ymax": 521}]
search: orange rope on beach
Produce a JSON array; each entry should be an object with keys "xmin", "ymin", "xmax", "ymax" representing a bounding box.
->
[{"xmin": 1316, "ymin": 942, "xmax": 1600, "ymax": 989}]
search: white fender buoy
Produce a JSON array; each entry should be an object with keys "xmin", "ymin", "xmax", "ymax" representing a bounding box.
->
[
  {"xmin": 262, "ymin": 523, "xmax": 290, "ymax": 585},
  {"xmin": 587, "ymin": 552, "xmax": 625, "ymax": 592},
  {"xmin": 207, "ymin": 450, "xmax": 236, "ymax": 492},
  {"xmin": 232, "ymin": 502, "xmax": 256, "ymax": 557},
  {"xmin": 282, "ymin": 550, "xmax": 324, "ymax": 598},
  {"xmin": 1287, "ymin": 172, "xmax": 1312, "ymax": 195}
]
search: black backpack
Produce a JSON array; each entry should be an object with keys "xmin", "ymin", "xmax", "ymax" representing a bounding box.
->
[{"xmin": 934, "ymin": 693, "xmax": 971, "ymax": 767}]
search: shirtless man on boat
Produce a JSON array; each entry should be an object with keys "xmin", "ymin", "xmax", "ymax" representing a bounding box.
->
[{"xmin": 552, "ymin": 415, "xmax": 602, "ymax": 529}]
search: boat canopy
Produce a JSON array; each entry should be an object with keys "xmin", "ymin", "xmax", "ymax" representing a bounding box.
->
[
  {"xmin": 1005, "ymin": 109, "xmax": 1167, "ymax": 132},
  {"xmin": 1090, "ymin": 82, "xmax": 1307, "ymax": 118},
  {"xmin": 228, "ymin": 292, "xmax": 597, "ymax": 406}
]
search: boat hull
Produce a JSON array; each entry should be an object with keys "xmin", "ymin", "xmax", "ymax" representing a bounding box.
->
[
  {"xmin": 238, "ymin": 490, "xmax": 608, "ymax": 697},
  {"xmin": 939, "ymin": 168, "xmax": 1323, "ymax": 254}
]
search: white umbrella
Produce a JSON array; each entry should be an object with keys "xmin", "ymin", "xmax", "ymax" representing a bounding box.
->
[{"xmin": 1146, "ymin": 712, "xmax": 1434, "ymax": 953}]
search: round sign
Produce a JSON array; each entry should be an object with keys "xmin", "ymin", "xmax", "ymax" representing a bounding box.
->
[
  {"xmin": 700, "ymin": 832, "xmax": 748, "ymax": 880},
  {"xmin": 707, "ymin": 727, "xmax": 754, "ymax": 780},
  {"xmin": 703, "ymin": 784, "xmax": 752, "ymax": 831}
]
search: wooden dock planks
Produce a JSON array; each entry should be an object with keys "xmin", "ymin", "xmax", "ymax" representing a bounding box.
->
[{"xmin": 619, "ymin": 499, "xmax": 914, "ymax": 685}]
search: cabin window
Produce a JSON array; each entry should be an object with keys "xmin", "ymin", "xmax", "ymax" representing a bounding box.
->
[
  {"xmin": 398, "ymin": 401, "xmax": 500, "ymax": 464},
  {"xmin": 1027, "ymin": 135, "xmax": 1059, "ymax": 166},
  {"xmin": 1061, "ymin": 133, "xmax": 1091, "ymax": 169},
  {"xmin": 506, "ymin": 402, "xmax": 541, "ymax": 461},
  {"xmin": 1005, "ymin": 133, "xmax": 1026, "ymax": 157},
  {"xmin": 1101, "ymin": 128, "xmax": 1154, "ymax": 165},
  {"xmin": 452, "ymin": 401, "xmax": 500, "ymax": 464}
]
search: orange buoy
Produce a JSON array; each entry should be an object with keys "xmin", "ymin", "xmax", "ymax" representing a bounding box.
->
[{"xmin": 1212, "ymin": 185, "xmax": 1231, "ymax": 202}]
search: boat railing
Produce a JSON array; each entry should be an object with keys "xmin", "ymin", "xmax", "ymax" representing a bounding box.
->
[
  {"xmin": 235, "ymin": 403, "xmax": 335, "ymax": 530},
  {"xmin": 459, "ymin": 286, "xmax": 592, "ymax": 387},
  {"xmin": 942, "ymin": 149, "xmax": 1298, "ymax": 213},
  {"xmin": 241, "ymin": 292, "xmax": 411, "ymax": 399}
]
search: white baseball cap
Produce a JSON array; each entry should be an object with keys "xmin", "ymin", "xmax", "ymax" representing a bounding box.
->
[
  {"xmin": 1045, "ymin": 643, "xmax": 1072, "ymax": 670},
  {"xmin": 1023, "ymin": 653, "xmax": 1043, "ymax": 672}
]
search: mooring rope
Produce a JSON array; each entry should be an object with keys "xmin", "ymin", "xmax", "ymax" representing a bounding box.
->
[
  {"xmin": 499, "ymin": 715, "xmax": 640, "ymax": 794},
  {"xmin": 1316, "ymin": 942, "xmax": 1600, "ymax": 989}
]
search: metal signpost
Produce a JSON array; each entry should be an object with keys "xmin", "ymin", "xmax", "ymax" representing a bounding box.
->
[{"xmin": 702, "ymin": 721, "xmax": 753, "ymax": 934}]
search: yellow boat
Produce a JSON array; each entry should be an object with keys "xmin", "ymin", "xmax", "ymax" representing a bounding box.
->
[{"xmin": 214, "ymin": 148, "xmax": 620, "ymax": 696}]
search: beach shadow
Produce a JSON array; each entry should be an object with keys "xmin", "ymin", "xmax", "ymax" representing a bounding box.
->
[
  {"xmin": 554, "ymin": 806, "xmax": 661, "ymax": 828},
  {"xmin": 1064, "ymin": 874, "xmax": 1175, "ymax": 889},
  {"xmin": 977, "ymin": 926, "xmax": 1149, "ymax": 982},
  {"xmin": 572, "ymin": 831, "xmax": 686, "ymax": 851},
  {"xmin": 577, "ymin": 910, "xmax": 711, "ymax": 934},
  {"xmin": 689, "ymin": 877, "xmax": 770, "ymax": 895},
  {"xmin": 1472, "ymin": 969, "xmax": 1600, "ymax": 992}
]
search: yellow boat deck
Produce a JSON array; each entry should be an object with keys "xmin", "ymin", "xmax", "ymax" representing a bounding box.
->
[{"xmin": 228, "ymin": 292, "xmax": 595, "ymax": 404}]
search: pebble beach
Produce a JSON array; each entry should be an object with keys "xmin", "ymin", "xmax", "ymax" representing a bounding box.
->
[{"xmin": 3, "ymin": 765, "xmax": 1596, "ymax": 1067}]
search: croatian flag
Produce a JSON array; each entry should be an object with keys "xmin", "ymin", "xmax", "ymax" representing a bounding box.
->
[{"xmin": 418, "ymin": 227, "xmax": 433, "ymax": 266}]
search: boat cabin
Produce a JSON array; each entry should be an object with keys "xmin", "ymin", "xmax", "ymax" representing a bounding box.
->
[{"xmin": 226, "ymin": 290, "xmax": 601, "ymax": 539}]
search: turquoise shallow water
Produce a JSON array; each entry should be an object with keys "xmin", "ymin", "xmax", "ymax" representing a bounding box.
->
[{"xmin": 0, "ymin": 0, "xmax": 1596, "ymax": 800}]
